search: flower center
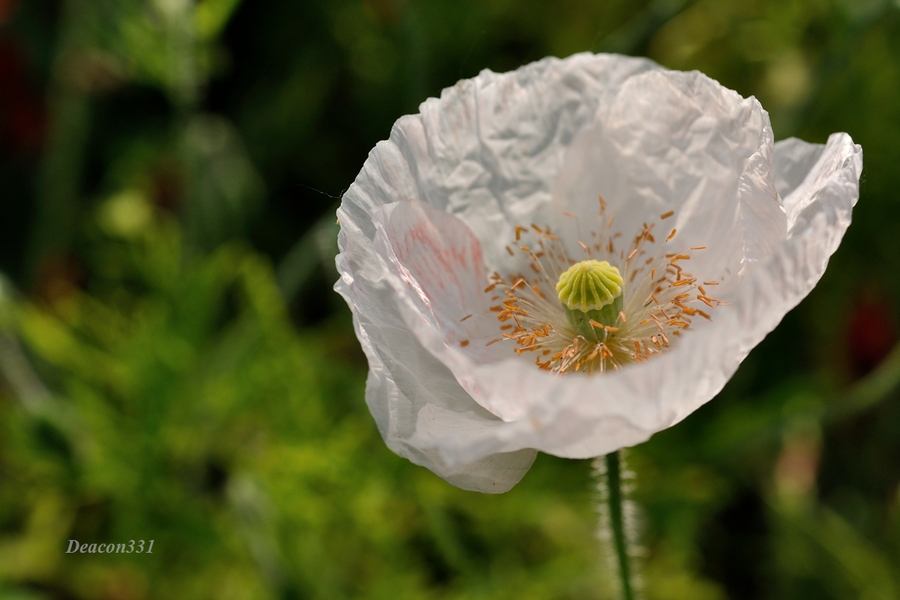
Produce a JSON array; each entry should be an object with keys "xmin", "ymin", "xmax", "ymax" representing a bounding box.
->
[
  {"xmin": 478, "ymin": 197, "xmax": 726, "ymax": 375},
  {"xmin": 556, "ymin": 260, "xmax": 624, "ymax": 341}
]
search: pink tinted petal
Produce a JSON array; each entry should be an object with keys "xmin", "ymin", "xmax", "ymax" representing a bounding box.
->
[
  {"xmin": 370, "ymin": 199, "xmax": 532, "ymax": 420},
  {"xmin": 372, "ymin": 199, "xmax": 490, "ymax": 347},
  {"xmin": 335, "ymin": 212, "xmax": 537, "ymax": 492}
]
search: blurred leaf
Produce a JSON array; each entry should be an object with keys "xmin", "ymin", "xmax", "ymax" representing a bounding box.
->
[{"xmin": 195, "ymin": 0, "xmax": 243, "ymax": 40}]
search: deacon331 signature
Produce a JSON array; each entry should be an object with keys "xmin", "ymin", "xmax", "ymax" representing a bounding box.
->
[{"xmin": 66, "ymin": 539, "xmax": 154, "ymax": 554}]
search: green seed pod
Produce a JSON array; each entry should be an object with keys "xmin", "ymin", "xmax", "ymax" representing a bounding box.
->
[
  {"xmin": 556, "ymin": 260, "xmax": 625, "ymax": 340},
  {"xmin": 556, "ymin": 260, "xmax": 623, "ymax": 312}
]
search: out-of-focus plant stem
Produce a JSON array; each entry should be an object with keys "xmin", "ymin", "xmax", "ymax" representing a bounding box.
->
[
  {"xmin": 827, "ymin": 340, "xmax": 900, "ymax": 423},
  {"xmin": 0, "ymin": 330, "xmax": 53, "ymax": 413},
  {"xmin": 26, "ymin": 0, "xmax": 92, "ymax": 283}
]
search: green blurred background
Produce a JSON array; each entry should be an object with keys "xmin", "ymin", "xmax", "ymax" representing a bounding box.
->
[{"xmin": 0, "ymin": 0, "xmax": 898, "ymax": 598}]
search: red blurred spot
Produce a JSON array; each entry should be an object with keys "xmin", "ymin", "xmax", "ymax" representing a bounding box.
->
[
  {"xmin": 0, "ymin": 0, "xmax": 18, "ymax": 25},
  {"xmin": 846, "ymin": 290, "xmax": 898, "ymax": 378}
]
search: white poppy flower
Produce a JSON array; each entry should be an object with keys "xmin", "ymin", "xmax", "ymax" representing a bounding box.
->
[{"xmin": 334, "ymin": 53, "xmax": 862, "ymax": 493}]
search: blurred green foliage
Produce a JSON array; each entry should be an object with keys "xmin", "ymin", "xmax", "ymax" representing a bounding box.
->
[{"xmin": 0, "ymin": 0, "xmax": 899, "ymax": 599}]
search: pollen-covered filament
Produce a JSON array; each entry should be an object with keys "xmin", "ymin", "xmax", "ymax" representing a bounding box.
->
[{"xmin": 479, "ymin": 197, "xmax": 726, "ymax": 375}]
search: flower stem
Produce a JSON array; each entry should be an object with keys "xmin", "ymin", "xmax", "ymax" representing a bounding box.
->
[{"xmin": 600, "ymin": 450, "xmax": 636, "ymax": 600}]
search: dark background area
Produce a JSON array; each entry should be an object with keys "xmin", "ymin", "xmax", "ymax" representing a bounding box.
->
[{"xmin": 0, "ymin": 0, "xmax": 898, "ymax": 598}]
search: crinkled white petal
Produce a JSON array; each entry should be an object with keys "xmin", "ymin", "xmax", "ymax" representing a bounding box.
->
[
  {"xmin": 335, "ymin": 213, "xmax": 537, "ymax": 493},
  {"xmin": 335, "ymin": 52, "xmax": 862, "ymax": 490},
  {"xmin": 383, "ymin": 53, "xmax": 659, "ymax": 274}
]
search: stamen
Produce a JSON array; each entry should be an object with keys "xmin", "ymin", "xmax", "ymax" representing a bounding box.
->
[
  {"xmin": 485, "ymin": 201, "xmax": 721, "ymax": 376},
  {"xmin": 673, "ymin": 278, "xmax": 696, "ymax": 287}
]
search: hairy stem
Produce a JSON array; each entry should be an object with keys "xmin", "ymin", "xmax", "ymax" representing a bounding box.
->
[
  {"xmin": 606, "ymin": 450, "xmax": 634, "ymax": 600},
  {"xmin": 596, "ymin": 450, "xmax": 638, "ymax": 600}
]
